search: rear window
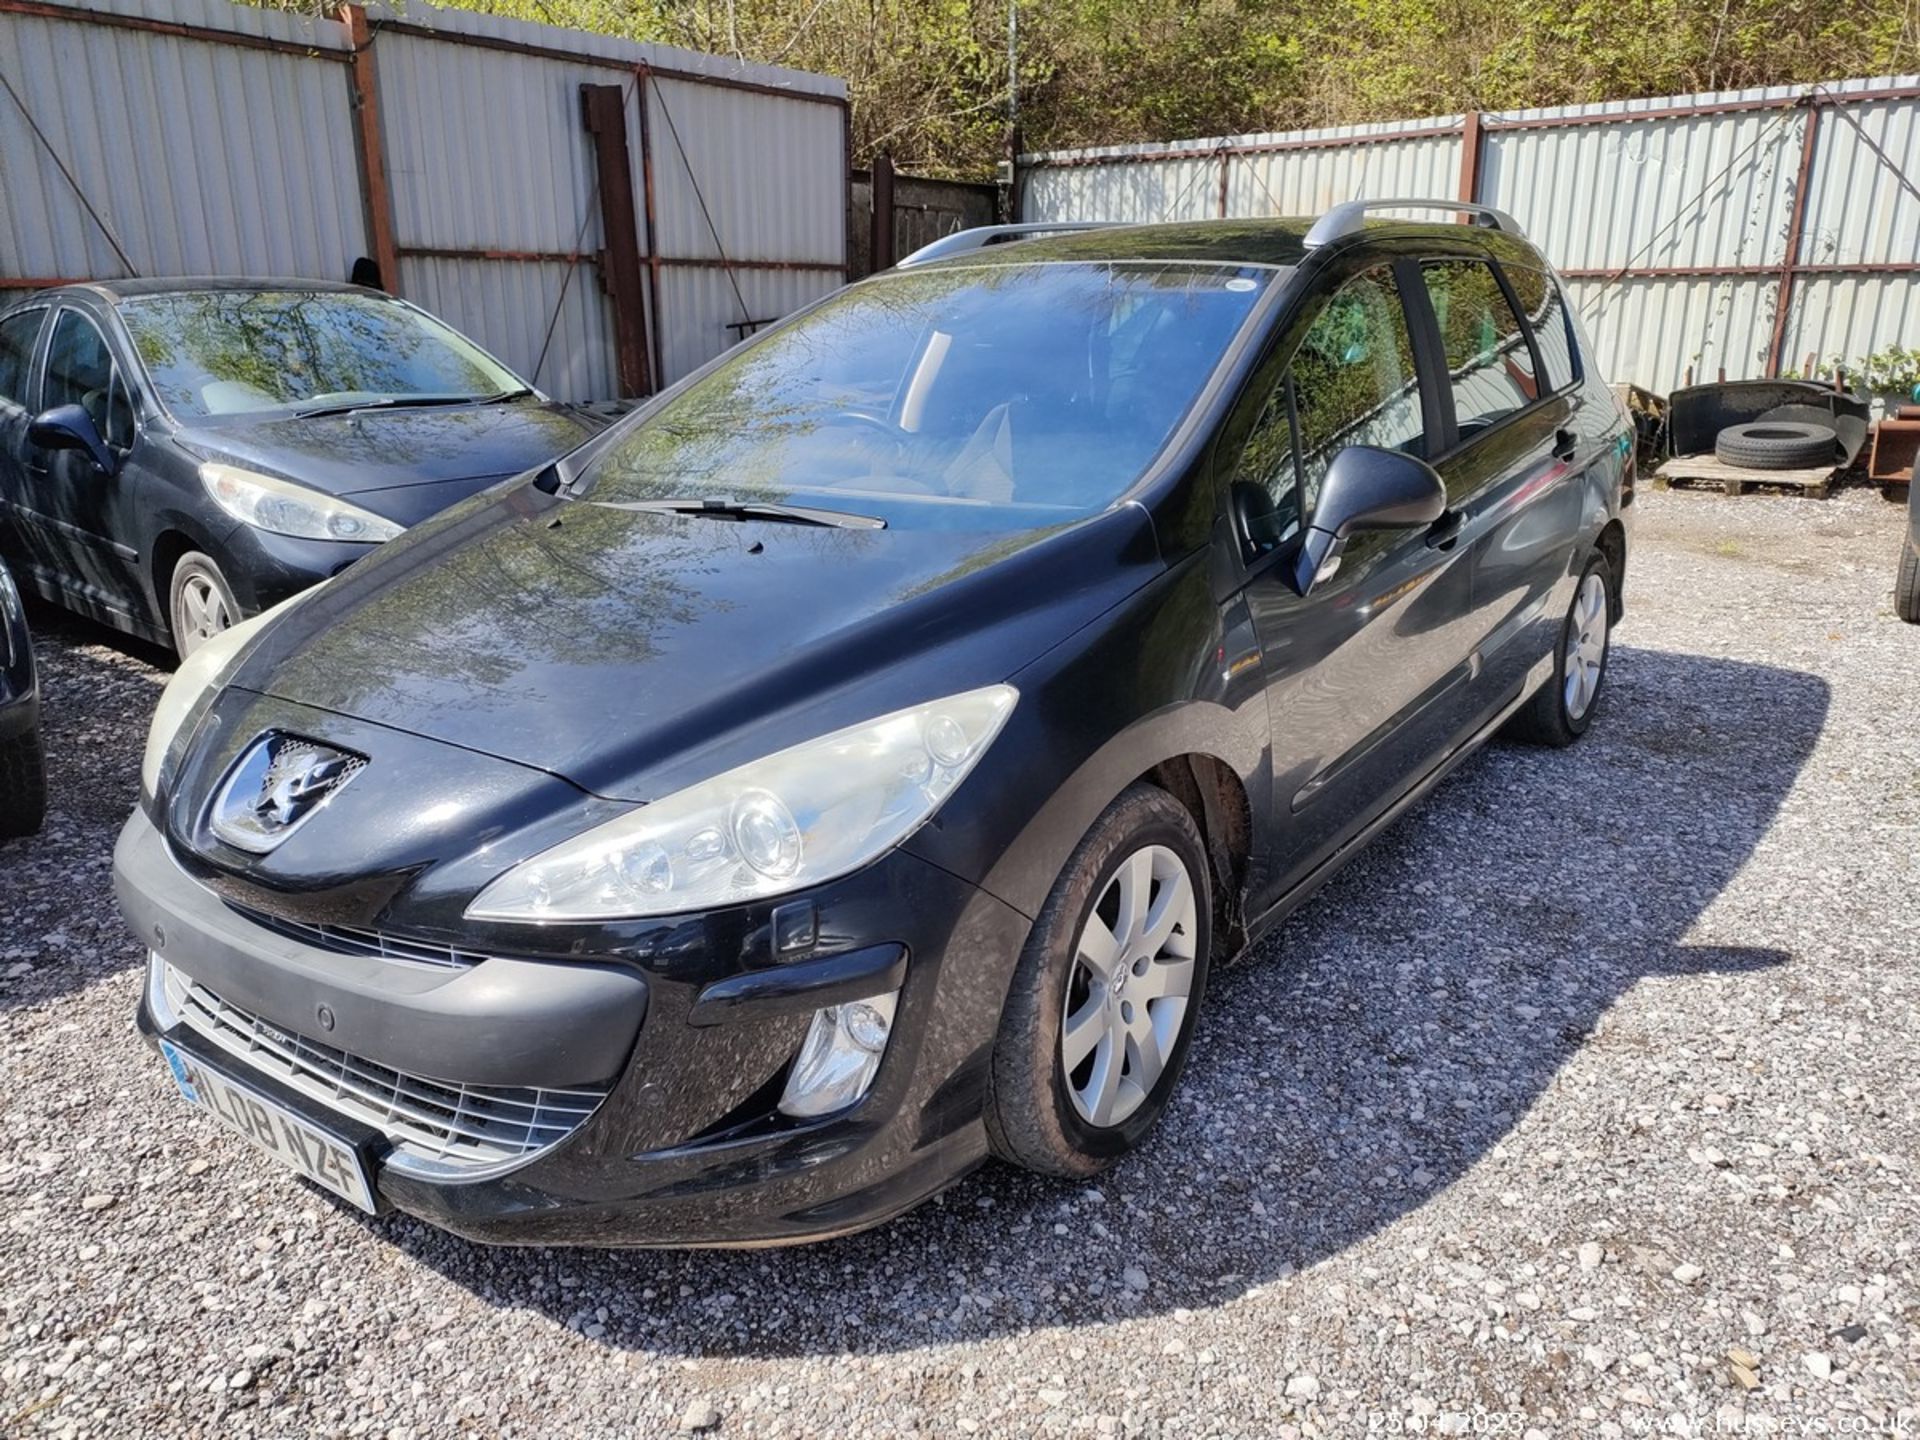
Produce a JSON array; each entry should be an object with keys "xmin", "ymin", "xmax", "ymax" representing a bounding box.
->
[
  {"xmin": 581, "ymin": 261, "xmax": 1274, "ymax": 528},
  {"xmin": 1502, "ymin": 264, "xmax": 1578, "ymax": 393},
  {"xmin": 1420, "ymin": 259, "xmax": 1537, "ymax": 439}
]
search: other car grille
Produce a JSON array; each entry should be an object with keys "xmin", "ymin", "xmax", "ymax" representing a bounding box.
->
[
  {"xmin": 226, "ymin": 904, "xmax": 483, "ymax": 970},
  {"xmin": 152, "ymin": 956, "xmax": 606, "ymax": 1180}
]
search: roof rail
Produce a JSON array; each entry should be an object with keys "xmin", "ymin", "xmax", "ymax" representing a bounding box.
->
[
  {"xmin": 894, "ymin": 222, "xmax": 1122, "ymax": 269},
  {"xmin": 1304, "ymin": 199, "xmax": 1522, "ymax": 249}
]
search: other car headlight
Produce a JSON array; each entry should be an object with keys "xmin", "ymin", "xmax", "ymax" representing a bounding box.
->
[
  {"xmin": 140, "ymin": 587, "xmax": 322, "ymax": 800},
  {"xmin": 200, "ymin": 462, "xmax": 403, "ymax": 543},
  {"xmin": 467, "ymin": 684, "xmax": 1018, "ymax": 921}
]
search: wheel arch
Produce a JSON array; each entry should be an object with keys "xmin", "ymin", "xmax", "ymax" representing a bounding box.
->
[{"xmin": 1594, "ymin": 517, "xmax": 1627, "ymax": 622}]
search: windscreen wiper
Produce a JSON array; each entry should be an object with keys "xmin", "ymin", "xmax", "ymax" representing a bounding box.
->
[
  {"xmin": 293, "ymin": 395, "xmax": 494, "ymax": 420},
  {"xmin": 594, "ymin": 497, "xmax": 886, "ymax": 530}
]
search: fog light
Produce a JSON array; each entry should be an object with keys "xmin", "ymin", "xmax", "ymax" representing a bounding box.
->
[{"xmin": 777, "ymin": 990, "xmax": 898, "ymax": 1118}]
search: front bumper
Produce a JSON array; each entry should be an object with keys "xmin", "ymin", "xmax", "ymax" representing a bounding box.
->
[
  {"xmin": 216, "ymin": 526, "xmax": 378, "ymax": 615},
  {"xmin": 117, "ymin": 807, "xmax": 1032, "ymax": 1246}
]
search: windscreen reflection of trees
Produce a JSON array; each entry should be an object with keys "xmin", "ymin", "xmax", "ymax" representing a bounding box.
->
[
  {"xmin": 589, "ymin": 264, "xmax": 1267, "ymax": 513},
  {"xmin": 120, "ymin": 293, "xmax": 518, "ymax": 417}
]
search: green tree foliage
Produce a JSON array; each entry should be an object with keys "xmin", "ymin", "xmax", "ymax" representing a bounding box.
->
[{"xmin": 258, "ymin": 0, "xmax": 1916, "ymax": 176}]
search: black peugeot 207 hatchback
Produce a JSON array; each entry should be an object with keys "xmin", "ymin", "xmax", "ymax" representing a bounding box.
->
[
  {"xmin": 0, "ymin": 280, "xmax": 610, "ymax": 658},
  {"xmin": 116, "ymin": 205, "xmax": 1633, "ymax": 1247}
]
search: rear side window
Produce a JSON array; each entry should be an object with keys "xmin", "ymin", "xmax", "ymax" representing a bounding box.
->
[
  {"xmin": 1502, "ymin": 264, "xmax": 1577, "ymax": 392},
  {"xmin": 0, "ymin": 309, "xmax": 42, "ymax": 408},
  {"xmin": 44, "ymin": 310, "xmax": 135, "ymax": 448},
  {"xmin": 1420, "ymin": 259, "xmax": 1536, "ymax": 440}
]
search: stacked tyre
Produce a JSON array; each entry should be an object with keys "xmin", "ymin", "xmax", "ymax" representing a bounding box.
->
[{"xmin": 1713, "ymin": 421, "xmax": 1839, "ymax": 470}]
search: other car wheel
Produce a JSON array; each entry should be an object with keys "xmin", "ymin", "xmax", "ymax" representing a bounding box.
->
[
  {"xmin": 168, "ymin": 551, "xmax": 241, "ymax": 659},
  {"xmin": 985, "ymin": 783, "xmax": 1212, "ymax": 1177},
  {"xmin": 1504, "ymin": 551, "xmax": 1615, "ymax": 747},
  {"xmin": 1713, "ymin": 420, "xmax": 1837, "ymax": 470},
  {"xmin": 1897, "ymin": 533, "xmax": 1920, "ymax": 624},
  {"xmin": 0, "ymin": 560, "xmax": 46, "ymax": 840}
]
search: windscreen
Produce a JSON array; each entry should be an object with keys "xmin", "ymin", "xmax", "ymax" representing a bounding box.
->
[
  {"xmin": 581, "ymin": 262, "xmax": 1274, "ymax": 524},
  {"xmin": 119, "ymin": 291, "xmax": 525, "ymax": 419}
]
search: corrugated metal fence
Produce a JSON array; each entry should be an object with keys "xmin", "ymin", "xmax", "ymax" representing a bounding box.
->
[
  {"xmin": 1019, "ymin": 76, "xmax": 1920, "ymax": 399},
  {"xmin": 0, "ymin": 0, "xmax": 849, "ymax": 400}
]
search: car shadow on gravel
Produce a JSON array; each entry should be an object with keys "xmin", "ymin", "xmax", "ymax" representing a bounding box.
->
[
  {"xmin": 367, "ymin": 642, "xmax": 1830, "ymax": 1359},
  {"xmin": 0, "ymin": 604, "xmax": 169, "ymax": 1013}
]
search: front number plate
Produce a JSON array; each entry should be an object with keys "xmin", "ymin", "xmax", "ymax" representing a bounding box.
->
[{"xmin": 159, "ymin": 1039, "xmax": 379, "ymax": 1214}]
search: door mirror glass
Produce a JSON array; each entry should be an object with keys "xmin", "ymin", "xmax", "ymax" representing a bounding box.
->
[
  {"xmin": 1287, "ymin": 444, "xmax": 1445, "ymax": 596},
  {"xmin": 29, "ymin": 403, "xmax": 117, "ymax": 476}
]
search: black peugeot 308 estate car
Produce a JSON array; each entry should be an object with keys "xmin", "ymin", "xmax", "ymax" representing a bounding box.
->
[{"xmin": 117, "ymin": 205, "xmax": 1634, "ymax": 1246}]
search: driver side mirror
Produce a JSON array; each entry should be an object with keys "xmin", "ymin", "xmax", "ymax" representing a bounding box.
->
[
  {"xmin": 29, "ymin": 404, "xmax": 118, "ymax": 477},
  {"xmin": 1286, "ymin": 444, "xmax": 1446, "ymax": 597}
]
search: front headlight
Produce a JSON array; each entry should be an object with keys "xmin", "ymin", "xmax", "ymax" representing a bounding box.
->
[
  {"xmin": 139, "ymin": 587, "xmax": 322, "ymax": 799},
  {"xmin": 200, "ymin": 462, "xmax": 403, "ymax": 543},
  {"xmin": 467, "ymin": 684, "xmax": 1018, "ymax": 921}
]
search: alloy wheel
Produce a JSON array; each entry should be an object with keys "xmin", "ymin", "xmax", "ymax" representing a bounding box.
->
[
  {"xmin": 1562, "ymin": 571, "xmax": 1608, "ymax": 720},
  {"xmin": 177, "ymin": 573, "xmax": 232, "ymax": 652},
  {"xmin": 1061, "ymin": 844, "xmax": 1199, "ymax": 1127}
]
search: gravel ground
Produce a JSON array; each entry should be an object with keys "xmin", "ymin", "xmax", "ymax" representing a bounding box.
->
[{"xmin": 2, "ymin": 486, "xmax": 1917, "ymax": 1439}]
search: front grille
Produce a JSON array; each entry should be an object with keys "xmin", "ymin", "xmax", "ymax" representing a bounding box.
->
[
  {"xmin": 228, "ymin": 905, "xmax": 483, "ymax": 971},
  {"xmin": 154, "ymin": 958, "xmax": 607, "ymax": 1180}
]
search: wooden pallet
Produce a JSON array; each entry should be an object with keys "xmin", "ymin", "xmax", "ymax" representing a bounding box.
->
[{"xmin": 1653, "ymin": 453, "xmax": 1838, "ymax": 499}]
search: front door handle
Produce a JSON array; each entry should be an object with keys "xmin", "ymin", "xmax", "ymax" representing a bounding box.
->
[
  {"xmin": 1424, "ymin": 508, "xmax": 1464, "ymax": 550},
  {"xmin": 1553, "ymin": 428, "xmax": 1578, "ymax": 462}
]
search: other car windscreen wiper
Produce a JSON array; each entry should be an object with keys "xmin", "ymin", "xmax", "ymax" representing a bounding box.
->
[
  {"xmin": 293, "ymin": 394, "xmax": 495, "ymax": 420},
  {"xmin": 477, "ymin": 387, "xmax": 537, "ymax": 405},
  {"xmin": 593, "ymin": 497, "xmax": 886, "ymax": 530}
]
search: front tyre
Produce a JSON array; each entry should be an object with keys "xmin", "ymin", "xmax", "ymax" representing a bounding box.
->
[
  {"xmin": 985, "ymin": 784, "xmax": 1211, "ymax": 1178},
  {"xmin": 0, "ymin": 726, "xmax": 47, "ymax": 839},
  {"xmin": 1896, "ymin": 540, "xmax": 1919, "ymax": 624},
  {"xmin": 1505, "ymin": 550, "xmax": 1615, "ymax": 747}
]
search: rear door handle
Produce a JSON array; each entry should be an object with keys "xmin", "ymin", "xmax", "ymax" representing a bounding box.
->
[
  {"xmin": 1425, "ymin": 508, "xmax": 1464, "ymax": 550},
  {"xmin": 1553, "ymin": 428, "xmax": 1578, "ymax": 462}
]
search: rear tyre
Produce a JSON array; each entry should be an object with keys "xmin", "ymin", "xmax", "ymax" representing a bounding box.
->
[
  {"xmin": 1897, "ymin": 541, "xmax": 1920, "ymax": 625},
  {"xmin": 168, "ymin": 552, "xmax": 240, "ymax": 660},
  {"xmin": 985, "ymin": 784, "xmax": 1211, "ymax": 1178},
  {"xmin": 0, "ymin": 726, "xmax": 47, "ymax": 840},
  {"xmin": 1504, "ymin": 550, "xmax": 1615, "ymax": 748}
]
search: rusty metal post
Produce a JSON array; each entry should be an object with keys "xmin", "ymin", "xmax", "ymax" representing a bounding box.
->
[
  {"xmin": 1767, "ymin": 100, "xmax": 1821, "ymax": 379},
  {"xmin": 581, "ymin": 82, "xmax": 652, "ymax": 397},
  {"xmin": 633, "ymin": 66, "xmax": 667, "ymax": 394},
  {"xmin": 1218, "ymin": 152, "xmax": 1231, "ymax": 217},
  {"xmin": 1457, "ymin": 110, "xmax": 1484, "ymax": 203},
  {"xmin": 871, "ymin": 152, "xmax": 895, "ymax": 272},
  {"xmin": 339, "ymin": 4, "xmax": 399, "ymax": 293}
]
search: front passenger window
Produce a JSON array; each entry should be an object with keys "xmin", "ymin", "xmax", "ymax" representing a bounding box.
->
[
  {"xmin": 45, "ymin": 309, "xmax": 134, "ymax": 448},
  {"xmin": 1230, "ymin": 266, "xmax": 1425, "ymax": 555},
  {"xmin": 0, "ymin": 311, "xmax": 44, "ymax": 409}
]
